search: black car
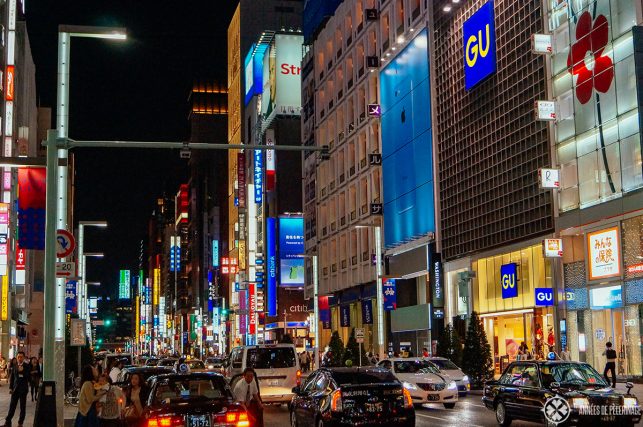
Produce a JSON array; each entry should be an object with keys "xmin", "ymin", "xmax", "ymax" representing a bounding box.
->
[
  {"xmin": 116, "ymin": 366, "xmax": 173, "ymax": 387},
  {"xmin": 289, "ymin": 367, "xmax": 415, "ymax": 427},
  {"xmin": 144, "ymin": 372, "xmax": 249, "ymax": 427},
  {"xmin": 483, "ymin": 360, "xmax": 641, "ymax": 426}
]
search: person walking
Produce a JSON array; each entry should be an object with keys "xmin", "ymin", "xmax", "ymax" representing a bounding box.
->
[
  {"xmin": 75, "ymin": 364, "xmax": 106, "ymax": 427},
  {"xmin": 602, "ymin": 341, "xmax": 618, "ymax": 388},
  {"xmin": 28, "ymin": 357, "xmax": 40, "ymax": 401},
  {"xmin": 560, "ymin": 346, "xmax": 572, "ymax": 361},
  {"xmin": 0, "ymin": 355, "xmax": 6, "ymax": 386},
  {"xmin": 108, "ymin": 360, "xmax": 123, "ymax": 384},
  {"xmin": 3, "ymin": 351, "xmax": 31, "ymax": 427},
  {"xmin": 299, "ymin": 351, "xmax": 310, "ymax": 373},
  {"xmin": 233, "ymin": 368, "xmax": 263, "ymax": 427},
  {"xmin": 97, "ymin": 373, "xmax": 124, "ymax": 427},
  {"xmin": 123, "ymin": 373, "xmax": 148, "ymax": 427}
]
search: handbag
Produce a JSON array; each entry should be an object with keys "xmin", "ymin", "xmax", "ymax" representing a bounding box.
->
[{"xmin": 123, "ymin": 405, "xmax": 138, "ymax": 423}]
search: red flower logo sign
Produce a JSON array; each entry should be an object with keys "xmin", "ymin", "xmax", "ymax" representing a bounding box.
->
[{"xmin": 567, "ymin": 11, "xmax": 614, "ymax": 104}]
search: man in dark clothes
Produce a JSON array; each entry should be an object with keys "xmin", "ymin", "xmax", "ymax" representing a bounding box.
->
[{"xmin": 3, "ymin": 351, "xmax": 30, "ymax": 426}]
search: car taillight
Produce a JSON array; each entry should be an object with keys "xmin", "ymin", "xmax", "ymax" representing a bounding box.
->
[
  {"xmin": 403, "ymin": 388, "xmax": 413, "ymax": 408},
  {"xmin": 296, "ymin": 369, "xmax": 302, "ymax": 386},
  {"xmin": 331, "ymin": 389, "xmax": 343, "ymax": 412},
  {"xmin": 147, "ymin": 416, "xmax": 184, "ymax": 427},
  {"xmin": 214, "ymin": 410, "xmax": 250, "ymax": 427}
]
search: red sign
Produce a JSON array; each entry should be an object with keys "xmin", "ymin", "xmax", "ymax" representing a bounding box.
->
[
  {"xmin": 249, "ymin": 283, "xmax": 256, "ymax": 334},
  {"xmin": 5, "ymin": 66, "xmax": 14, "ymax": 101},
  {"xmin": 230, "ymin": 258, "xmax": 238, "ymax": 266},
  {"xmin": 178, "ymin": 184, "xmax": 188, "ymax": 223},
  {"xmin": 237, "ymin": 153, "xmax": 246, "ymax": 208},
  {"xmin": 221, "ymin": 266, "xmax": 229, "ymax": 274},
  {"xmin": 627, "ymin": 264, "xmax": 643, "ymax": 274},
  {"xmin": 15, "ymin": 246, "xmax": 25, "ymax": 270},
  {"xmin": 222, "ymin": 257, "xmax": 229, "ymax": 266}
]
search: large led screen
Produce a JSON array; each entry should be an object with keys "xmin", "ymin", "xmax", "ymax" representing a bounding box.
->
[
  {"xmin": 278, "ymin": 217, "xmax": 304, "ymax": 287},
  {"xmin": 380, "ymin": 28, "xmax": 435, "ymax": 248},
  {"xmin": 262, "ymin": 34, "xmax": 303, "ymax": 118}
]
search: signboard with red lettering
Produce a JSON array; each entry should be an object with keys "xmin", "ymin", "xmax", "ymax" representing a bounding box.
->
[
  {"xmin": 249, "ymin": 283, "xmax": 256, "ymax": 334},
  {"xmin": 587, "ymin": 226, "xmax": 621, "ymax": 281}
]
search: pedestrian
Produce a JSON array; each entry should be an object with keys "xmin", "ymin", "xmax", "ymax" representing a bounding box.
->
[
  {"xmin": 123, "ymin": 373, "xmax": 148, "ymax": 427},
  {"xmin": 233, "ymin": 368, "xmax": 263, "ymax": 427},
  {"xmin": 108, "ymin": 360, "xmax": 123, "ymax": 384},
  {"xmin": 602, "ymin": 341, "xmax": 617, "ymax": 388},
  {"xmin": 0, "ymin": 355, "xmax": 6, "ymax": 386},
  {"xmin": 29, "ymin": 357, "xmax": 41, "ymax": 401},
  {"xmin": 75, "ymin": 364, "xmax": 105, "ymax": 427},
  {"xmin": 299, "ymin": 351, "xmax": 310, "ymax": 373},
  {"xmin": 518, "ymin": 342, "xmax": 529, "ymax": 361},
  {"xmin": 560, "ymin": 346, "xmax": 572, "ymax": 361},
  {"xmin": 3, "ymin": 351, "xmax": 31, "ymax": 427},
  {"xmin": 422, "ymin": 348, "xmax": 430, "ymax": 358},
  {"xmin": 97, "ymin": 373, "xmax": 124, "ymax": 427}
]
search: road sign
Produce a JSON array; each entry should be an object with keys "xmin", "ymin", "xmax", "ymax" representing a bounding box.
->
[
  {"xmin": 56, "ymin": 261, "xmax": 76, "ymax": 278},
  {"xmin": 56, "ymin": 229, "xmax": 76, "ymax": 258},
  {"xmin": 70, "ymin": 318, "xmax": 86, "ymax": 346},
  {"xmin": 355, "ymin": 327, "xmax": 365, "ymax": 344}
]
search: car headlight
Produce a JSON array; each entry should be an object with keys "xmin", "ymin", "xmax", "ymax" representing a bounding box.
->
[
  {"xmin": 571, "ymin": 397, "xmax": 590, "ymax": 409},
  {"xmin": 448, "ymin": 381, "xmax": 457, "ymax": 390},
  {"xmin": 462, "ymin": 375, "xmax": 469, "ymax": 383},
  {"xmin": 208, "ymin": 365, "xmax": 214, "ymax": 369},
  {"xmin": 402, "ymin": 381, "xmax": 417, "ymax": 391},
  {"xmin": 624, "ymin": 397, "xmax": 638, "ymax": 407}
]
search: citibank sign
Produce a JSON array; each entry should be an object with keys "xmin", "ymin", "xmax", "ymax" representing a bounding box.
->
[{"xmin": 463, "ymin": 1, "xmax": 496, "ymax": 90}]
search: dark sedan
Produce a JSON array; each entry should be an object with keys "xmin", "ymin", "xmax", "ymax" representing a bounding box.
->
[
  {"xmin": 483, "ymin": 360, "xmax": 641, "ymax": 426},
  {"xmin": 144, "ymin": 372, "xmax": 249, "ymax": 427},
  {"xmin": 289, "ymin": 367, "xmax": 415, "ymax": 427}
]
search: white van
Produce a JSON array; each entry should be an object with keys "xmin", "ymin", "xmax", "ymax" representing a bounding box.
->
[{"xmin": 226, "ymin": 344, "xmax": 301, "ymax": 404}]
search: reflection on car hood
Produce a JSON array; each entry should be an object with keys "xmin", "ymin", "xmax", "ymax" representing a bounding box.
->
[
  {"xmin": 438, "ymin": 369, "xmax": 463, "ymax": 381},
  {"xmin": 562, "ymin": 387, "xmax": 624, "ymax": 399},
  {"xmin": 395, "ymin": 371, "xmax": 447, "ymax": 384}
]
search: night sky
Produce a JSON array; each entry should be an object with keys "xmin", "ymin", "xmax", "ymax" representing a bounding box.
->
[{"xmin": 26, "ymin": 1, "xmax": 238, "ymax": 298}]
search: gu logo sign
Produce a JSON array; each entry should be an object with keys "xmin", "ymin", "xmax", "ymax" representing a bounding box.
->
[
  {"xmin": 463, "ymin": 1, "xmax": 496, "ymax": 90},
  {"xmin": 535, "ymin": 288, "xmax": 554, "ymax": 306},
  {"xmin": 500, "ymin": 263, "xmax": 518, "ymax": 299}
]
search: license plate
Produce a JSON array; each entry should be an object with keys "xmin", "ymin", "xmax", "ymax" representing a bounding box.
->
[
  {"xmin": 427, "ymin": 394, "xmax": 441, "ymax": 401},
  {"xmin": 267, "ymin": 379, "xmax": 279, "ymax": 386},
  {"xmin": 189, "ymin": 415, "xmax": 210, "ymax": 427},
  {"xmin": 365, "ymin": 402, "xmax": 383, "ymax": 413}
]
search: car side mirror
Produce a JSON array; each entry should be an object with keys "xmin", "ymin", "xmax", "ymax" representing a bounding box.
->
[
  {"xmin": 626, "ymin": 382, "xmax": 634, "ymax": 395},
  {"xmin": 292, "ymin": 386, "xmax": 301, "ymax": 395}
]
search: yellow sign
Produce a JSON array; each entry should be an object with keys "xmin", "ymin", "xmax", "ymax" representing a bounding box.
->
[
  {"xmin": 153, "ymin": 268, "xmax": 160, "ymax": 305},
  {"xmin": 239, "ymin": 240, "xmax": 247, "ymax": 269},
  {"xmin": 1, "ymin": 275, "xmax": 8, "ymax": 321}
]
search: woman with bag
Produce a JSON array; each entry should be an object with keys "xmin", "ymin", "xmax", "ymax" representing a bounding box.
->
[
  {"xmin": 97, "ymin": 373, "xmax": 125, "ymax": 427},
  {"xmin": 123, "ymin": 373, "xmax": 148, "ymax": 427},
  {"xmin": 75, "ymin": 364, "xmax": 106, "ymax": 427}
]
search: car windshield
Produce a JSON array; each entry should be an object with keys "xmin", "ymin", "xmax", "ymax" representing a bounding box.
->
[
  {"xmin": 246, "ymin": 348, "xmax": 296, "ymax": 369},
  {"xmin": 430, "ymin": 359, "xmax": 460, "ymax": 370},
  {"xmin": 541, "ymin": 363, "xmax": 608, "ymax": 388},
  {"xmin": 158, "ymin": 359, "xmax": 177, "ymax": 367},
  {"xmin": 331, "ymin": 370, "xmax": 399, "ymax": 386},
  {"xmin": 153, "ymin": 377, "xmax": 230, "ymax": 404},
  {"xmin": 394, "ymin": 360, "xmax": 435, "ymax": 374},
  {"xmin": 146, "ymin": 359, "xmax": 159, "ymax": 366},
  {"xmin": 188, "ymin": 361, "xmax": 205, "ymax": 369},
  {"xmin": 206, "ymin": 358, "xmax": 223, "ymax": 365}
]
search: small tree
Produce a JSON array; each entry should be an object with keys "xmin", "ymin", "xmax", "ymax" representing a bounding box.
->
[
  {"xmin": 436, "ymin": 323, "xmax": 463, "ymax": 367},
  {"xmin": 343, "ymin": 328, "xmax": 369, "ymax": 366},
  {"xmin": 462, "ymin": 311, "xmax": 493, "ymax": 388},
  {"xmin": 327, "ymin": 331, "xmax": 345, "ymax": 367}
]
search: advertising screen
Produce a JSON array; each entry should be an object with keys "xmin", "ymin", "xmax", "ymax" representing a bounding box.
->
[
  {"xmin": 590, "ymin": 285, "xmax": 623, "ymax": 310},
  {"xmin": 279, "ymin": 217, "xmax": 304, "ymax": 287},
  {"xmin": 119, "ymin": 270, "xmax": 131, "ymax": 300},
  {"xmin": 267, "ymin": 218, "xmax": 277, "ymax": 315},
  {"xmin": 262, "ymin": 34, "xmax": 303, "ymax": 119},
  {"xmin": 380, "ymin": 29, "xmax": 435, "ymax": 248},
  {"xmin": 244, "ymin": 43, "xmax": 268, "ymax": 105}
]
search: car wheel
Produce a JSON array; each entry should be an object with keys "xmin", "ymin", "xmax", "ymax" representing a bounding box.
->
[
  {"xmin": 443, "ymin": 403, "xmax": 456, "ymax": 409},
  {"xmin": 495, "ymin": 401, "xmax": 512, "ymax": 427},
  {"xmin": 290, "ymin": 411, "xmax": 297, "ymax": 427}
]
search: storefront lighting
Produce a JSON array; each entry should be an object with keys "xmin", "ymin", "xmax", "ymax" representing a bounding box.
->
[
  {"xmin": 479, "ymin": 308, "xmax": 533, "ymax": 318},
  {"xmin": 443, "ymin": 5, "xmax": 452, "ymax": 12}
]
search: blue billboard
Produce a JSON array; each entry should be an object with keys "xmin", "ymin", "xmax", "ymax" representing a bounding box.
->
[
  {"xmin": 535, "ymin": 288, "xmax": 554, "ymax": 306},
  {"xmin": 244, "ymin": 43, "xmax": 268, "ymax": 105},
  {"xmin": 463, "ymin": 1, "xmax": 496, "ymax": 90},
  {"xmin": 278, "ymin": 217, "xmax": 304, "ymax": 287},
  {"xmin": 500, "ymin": 263, "xmax": 518, "ymax": 299},
  {"xmin": 380, "ymin": 29, "xmax": 435, "ymax": 248},
  {"xmin": 254, "ymin": 150, "xmax": 263, "ymax": 204},
  {"xmin": 383, "ymin": 279, "xmax": 397, "ymax": 311},
  {"xmin": 65, "ymin": 280, "xmax": 77, "ymax": 315},
  {"xmin": 267, "ymin": 218, "xmax": 277, "ymax": 315}
]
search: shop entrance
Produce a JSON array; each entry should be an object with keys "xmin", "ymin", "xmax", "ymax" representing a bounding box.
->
[{"xmin": 591, "ymin": 308, "xmax": 627, "ymax": 375}]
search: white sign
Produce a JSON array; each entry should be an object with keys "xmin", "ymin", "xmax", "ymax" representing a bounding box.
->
[
  {"xmin": 543, "ymin": 238, "xmax": 563, "ymax": 258},
  {"xmin": 539, "ymin": 168, "xmax": 560, "ymax": 189},
  {"xmin": 535, "ymin": 100, "xmax": 556, "ymax": 121},
  {"xmin": 531, "ymin": 34, "xmax": 552, "ymax": 54},
  {"xmin": 262, "ymin": 34, "xmax": 303, "ymax": 119},
  {"xmin": 266, "ymin": 128, "xmax": 275, "ymax": 172},
  {"xmin": 587, "ymin": 226, "xmax": 621, "ymax": 281},
  {"xmin": 355, "ymin": 327, "xmax": 365, "ymax": 344},
  {"xmin": 56, "ymin": 261, "xmax": 77, "ymax": 278},
  {"xmin": 70, "ymin": 318, "xmax": 86, "ymax": 346}
]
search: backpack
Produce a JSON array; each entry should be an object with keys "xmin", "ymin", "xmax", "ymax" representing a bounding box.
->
[{"xmin": 101, "ymin": 386, "xmax": 120, "ymax": 419}]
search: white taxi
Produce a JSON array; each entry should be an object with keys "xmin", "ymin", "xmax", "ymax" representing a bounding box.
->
[{"xmin": 378, "ymin": 357, "xmax": 458, "ymax": 408}]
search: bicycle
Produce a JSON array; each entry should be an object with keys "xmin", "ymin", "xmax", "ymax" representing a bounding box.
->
[{"xmin": 64, "ymin": 376, "xmax": 80, "ymax": 406}]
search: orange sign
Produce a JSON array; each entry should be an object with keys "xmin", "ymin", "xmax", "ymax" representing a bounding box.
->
[
  {"xmin": 5, "ymin": 66, "xmax": 14, "ymax": 101},
  {"xmin": 587, "ymin": 226, "xmax": 621, "ymax": 281}
]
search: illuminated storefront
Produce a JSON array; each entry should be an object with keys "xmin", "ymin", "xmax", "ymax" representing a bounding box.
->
[{"xmin": 472, "ymin": 244, "xmax": 556, "ymax": 373}]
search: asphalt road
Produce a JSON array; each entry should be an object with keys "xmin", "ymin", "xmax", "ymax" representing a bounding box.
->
[{"xmin": 265, "ymin": 393, "xmax": 546, "ymax": 426}]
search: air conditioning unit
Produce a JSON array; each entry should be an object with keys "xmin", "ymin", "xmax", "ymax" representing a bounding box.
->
[
  {"xmin": 365, "ymin": 9, "xmax": 379, "ymax": 21},
  {"xmin": 366, "ymin": 56, "xmax": 380, "ymax": 68}
]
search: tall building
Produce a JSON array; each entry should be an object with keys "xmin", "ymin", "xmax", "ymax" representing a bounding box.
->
[{"xmin": 226, "ymin": 1, "xmax": 304, "ymax": 349}]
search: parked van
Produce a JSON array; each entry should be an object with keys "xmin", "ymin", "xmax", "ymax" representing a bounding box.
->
[{"xmin": 226, "ymin": 344, "xmax": 301, "ymax": 404}]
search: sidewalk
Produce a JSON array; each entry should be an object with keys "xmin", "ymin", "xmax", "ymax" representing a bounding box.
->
[{"xmin": 0, "ymin": 382, "xmax": 78, "ymax": 427}]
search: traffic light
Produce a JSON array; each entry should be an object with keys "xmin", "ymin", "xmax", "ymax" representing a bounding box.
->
[
  {"xmin": 221, "ymin": 308, "xmax": 228, "ymax": 316},
  {"xmin": 104, "ymin": 319, "xmax": 112, "ymax": 326},
  {"xmin": 97, "ymin": 338, "xmax": 103, "ymax": 344}
]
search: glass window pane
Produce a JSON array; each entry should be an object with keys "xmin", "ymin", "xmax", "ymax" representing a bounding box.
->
[
  {"xmin": 615, "ymin": 56, "xmax": 637, "ymax": 115},
  {"xmin": 578, "ymin": 152, "xmax": 599, "ymax": 206},
  {"xmin": 620, "ymin": 134, "xmax": 643, "ymax": 192},
  {"xmin": 611, "ymin": 0, "xmax": 637, "ymax": 39}
]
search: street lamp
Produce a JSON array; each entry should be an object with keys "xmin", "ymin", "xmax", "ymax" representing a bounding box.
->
[
  {"xmin": 43, "ymin": 26, "xmax": 125, "ymax": 426},
  {"xmin": 355, "ymin": 223, "xmax": 384, "ymax": 360},
  {"xmin": 78, "ymin": 221, "xmax": 107, "ymax": 329}
]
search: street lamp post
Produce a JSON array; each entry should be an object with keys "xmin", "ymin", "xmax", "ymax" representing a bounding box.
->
[
  {"xmin": 78, "ymin": 221, "xmax": 107, "ymax": 337},
  {"xmin": 43, "ymin": 26, "xmax": 125, "ymax": 427}
]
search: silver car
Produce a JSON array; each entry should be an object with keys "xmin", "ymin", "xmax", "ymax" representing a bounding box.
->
[{"xmin": 428, "ymin": 357, "xmax": 470, "ymax": 396}]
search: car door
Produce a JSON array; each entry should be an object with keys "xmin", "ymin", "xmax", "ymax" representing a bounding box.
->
[
  {"xmin": 498, "ymin": 363, "xmax": 528, "ymax": 418},
  {"xmin": 295, "ymin": 372, "xmax": 318, "ymax": 424},
  {"xmin": 519, "ymin": 363, "xmax": 545, "ymax": 421}
]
